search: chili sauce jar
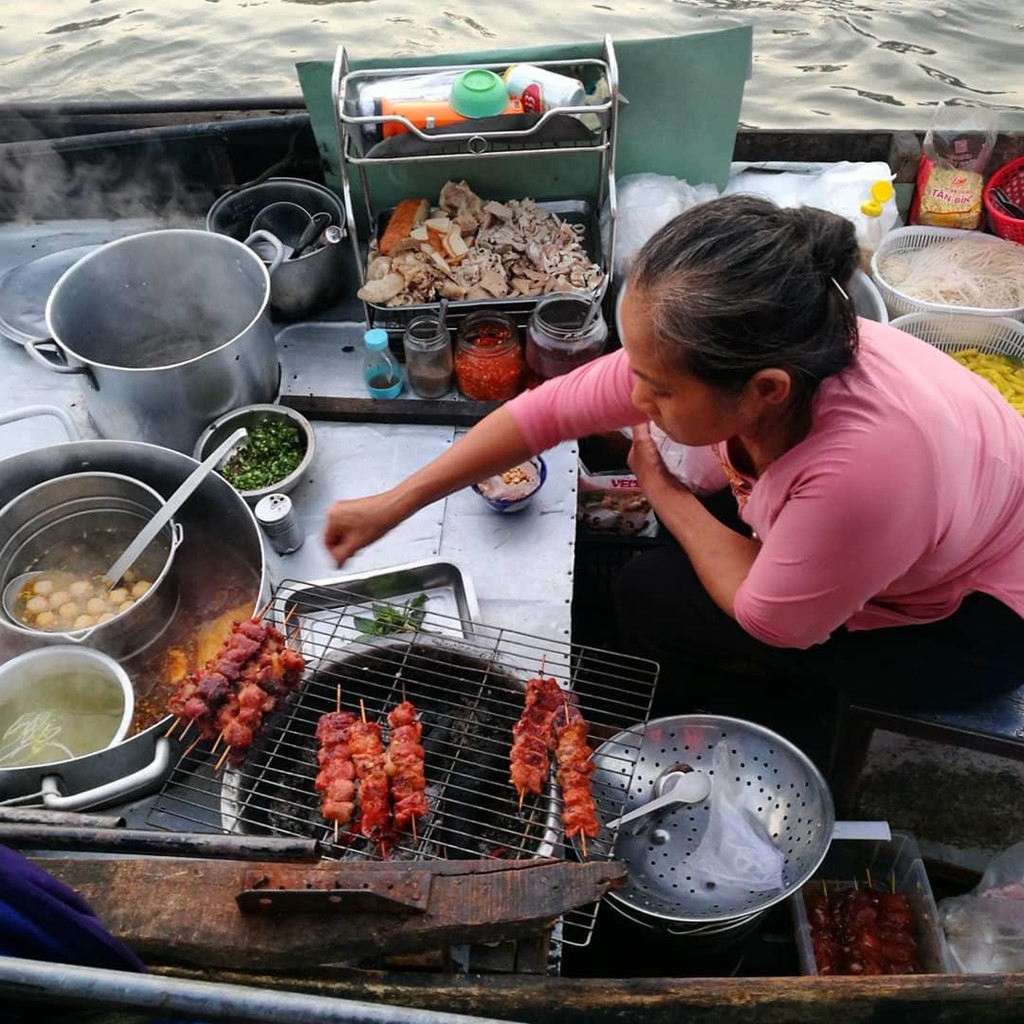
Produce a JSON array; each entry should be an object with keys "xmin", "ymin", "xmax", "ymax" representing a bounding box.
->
[{"xmin": 453, "ymin": 311, "xmax": 524, "ymax": 401}]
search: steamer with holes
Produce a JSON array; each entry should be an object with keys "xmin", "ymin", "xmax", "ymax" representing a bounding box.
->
[{"xmin": 590, "ymin": 715, "xmax": 883, "ymax": 937}]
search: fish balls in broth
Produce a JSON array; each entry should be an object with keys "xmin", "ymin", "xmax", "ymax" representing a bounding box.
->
[
  {"xmin": 34, "ymin": 610, "xmax": 57, "ymax": 629},
  {"xmin": 108, "ymin": 588, "xmax": 130, "ymax": 606},
  {"xmin": 86, "ymin": 597, "xmax": 107, "ymax": 616},
  {"xmin": 73, "ymin": 614, "xmax": 95, "ymax": 630},
  {"xmin": 69, "ymin": 580, "xmax": 93, "ymax": 599},
  {"xmin": 58, "ymin": 601, "xmax": 79, "ymax": 622},
  {"xmin": 32, "ymin": 579, "xmax": 55, "ymax": 597},
  {"xmin": 48, "ymin": 591, "xmax": 71, "ymax": 611},
  {"xmin": 25, "ymin": 596, "xmax": 49, "ymax": 615},
  {"xmin": 131, "ymin": 580, "xmax": 151, "ymax": 600}
]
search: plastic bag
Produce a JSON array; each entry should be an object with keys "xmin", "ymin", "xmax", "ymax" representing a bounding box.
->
[
  {"xmin": 604, "ymin": 174, "xmax": 718, "ymax": 284},
  {"xmin": 648, "ymin": 422, "xmax": 726, "ymax": 497},
  {"xmin": 726, "ymin": 161, "xmax": 899, "ymax": 260},
  {"xmin": 686, "ymin": 742, "xmax": 785, "ymax": 894},
  {"xmin": 910, "ymin": 102, "xmax": 998, "ymax": 230},
  {"xmin": 939, "ymin": 841, "xmax": 1024, "ymax": 973}
]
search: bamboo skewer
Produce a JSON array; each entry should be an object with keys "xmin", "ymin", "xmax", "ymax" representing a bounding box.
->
[
  {"xmin": 183, "ymin": 735, "xmax": 202, "ymax": 759},
  {"xmin": 580, "ymin": 834, "xmax": 588, "ymax": 860},
  {"xmin": 165, "ymin": 718, "xmax": 180, "ymax": 740},
  {"xmin": 180, "ymin": 720, "xmax": 193, "ymax": 741},
  {"xmin": 255, "ymin": 596, "xmax": 274, "ymax": 623},
  {"xmin": 213, "ymin": 744, "xmax": 231, "ymax": 773}
]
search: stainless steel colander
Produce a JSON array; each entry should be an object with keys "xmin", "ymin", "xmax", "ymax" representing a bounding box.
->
[{"xmin": 592, "ymin": 715, "xmax": 836, "ymax": 930}]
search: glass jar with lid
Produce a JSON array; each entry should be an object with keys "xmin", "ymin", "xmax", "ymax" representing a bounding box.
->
[
  {"xmin": 403, "ymin": 315, "xmax": 453, "ymax": 398},
  {"xmin": 453, "ymin": 311, "xmax": 525, "ymax": 401},
  {"xmin": 525, "ymin": 293, "xmax": 608, "ymax": 386}
]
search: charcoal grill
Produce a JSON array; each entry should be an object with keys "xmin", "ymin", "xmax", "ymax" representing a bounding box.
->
[{"xmin": 149, "ymin": 578, "xmax": 658, "ymax": 948}]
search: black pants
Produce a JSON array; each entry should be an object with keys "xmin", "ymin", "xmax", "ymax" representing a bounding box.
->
[{"xmin": 614, "ymin": 490, "xmax": 1024, "ymax": 718}]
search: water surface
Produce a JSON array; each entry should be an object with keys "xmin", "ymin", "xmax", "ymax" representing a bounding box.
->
[{"xmin": 0, "ymin": 0, "xmax": 1022, "ymax": 127}]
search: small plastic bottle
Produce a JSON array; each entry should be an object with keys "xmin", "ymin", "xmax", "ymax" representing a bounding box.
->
[
  {"xmin": 858, "ymin": 180, "xmax": 896, "ymax": 269},
  {"xmin": 363, "ymin": 328, "xmax": 403, "ymax": 399}
]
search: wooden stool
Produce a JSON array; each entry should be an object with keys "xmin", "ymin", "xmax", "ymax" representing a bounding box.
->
[{"xmin": 828, "ymin": 685, "xmax": 1024, "ymax": 818}]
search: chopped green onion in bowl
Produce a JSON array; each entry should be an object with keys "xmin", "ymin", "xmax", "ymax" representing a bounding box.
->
[{"xmin": 218, "ymin": 418, "xmax": 306, "ymax": 492}]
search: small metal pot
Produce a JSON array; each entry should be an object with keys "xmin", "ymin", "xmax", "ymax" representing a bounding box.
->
[
  {"xmin": 28, "ymin": 230, "xmax": 281, "ymax": 454},
  {"xmin": 206, "ymin": 178, "xmax": 347, "ymax": 319},
  {"xmin": 0, "ymin": 646, "xmax": 134, "ymax": 770},
  {"xmin": 0, "ymin": 472, "xmax": 181, "ymax": 661}
]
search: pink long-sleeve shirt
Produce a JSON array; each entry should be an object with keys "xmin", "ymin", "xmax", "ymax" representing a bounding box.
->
[{"xmin": 506, "ymin": 319, "xmax": 1024, "ymax": 649}]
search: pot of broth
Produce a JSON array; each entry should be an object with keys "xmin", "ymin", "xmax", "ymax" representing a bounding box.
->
[
  {"xmin": 0, "ymin": 472, "xmax": 181, "ymax": 661},
  {"xmin": 0, "ymin": 647, "xmax": 134, "ymax": 770},
  {"xmin": 0, "ymin": 434, "xmax": 267, "ymax": 811}
]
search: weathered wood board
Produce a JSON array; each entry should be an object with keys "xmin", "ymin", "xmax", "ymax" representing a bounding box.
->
[{"xmin": 36, "ymin": 856, "xmax": 625, "ymax": 971}]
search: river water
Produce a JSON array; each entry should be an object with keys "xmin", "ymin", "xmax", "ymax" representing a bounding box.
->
[{"xmin": 0, "ymin": 0, "xmax": 1022, "ymax": 128}]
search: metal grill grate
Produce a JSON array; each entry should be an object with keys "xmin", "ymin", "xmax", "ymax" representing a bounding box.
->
[{"xmin": 149, "ymin": 578, "xmax": 658, "ymax": 949}]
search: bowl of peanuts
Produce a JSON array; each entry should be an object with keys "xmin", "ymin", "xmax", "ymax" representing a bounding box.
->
[{"xmin": 470, "ymin": 456, "xmax": 547, "ymax": 514}]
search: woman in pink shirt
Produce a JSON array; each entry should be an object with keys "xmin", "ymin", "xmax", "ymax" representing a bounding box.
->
[{"xmin": 325, "ymin": 195, "xmax": 1024, "ymax": 708}]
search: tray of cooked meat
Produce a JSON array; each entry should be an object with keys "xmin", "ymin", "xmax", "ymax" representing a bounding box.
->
[
  {"xmin": 356, "ymin": 180, "xmax": 605, "ymax": 314},
  {"xmin": 791, "ymin": 831, "xmax": 958, "ymax": 975}
]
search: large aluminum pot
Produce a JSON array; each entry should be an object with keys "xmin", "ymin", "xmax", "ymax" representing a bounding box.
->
[
  {"xmin": 0, "ymin": 437, "xmax": 268, "ymax": 812},
  {"xmin": 206, "ymin": 178, "xmax": 347, "ymax": 319},
  {"xmin": 26, "ymin": 230, "xmax": 280, "ymax": 454},
  {"xmin": 0, "ymin": 473, "xmax": 182, "ymax": 661}
]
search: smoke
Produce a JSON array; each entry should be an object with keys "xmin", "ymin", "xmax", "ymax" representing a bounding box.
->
[{"xmin": 0, "ymin": 113, "xmax": 215, "ymax": 223}]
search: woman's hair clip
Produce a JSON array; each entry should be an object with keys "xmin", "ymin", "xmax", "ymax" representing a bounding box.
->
[{"xmin": 831, "ymin": 276, "xmax": 850, "ymax": 302}]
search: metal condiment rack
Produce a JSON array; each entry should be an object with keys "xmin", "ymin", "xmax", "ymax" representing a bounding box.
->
[{"xmin": 330, "ymin": 38, "xmax": 620, "ymax": 335}]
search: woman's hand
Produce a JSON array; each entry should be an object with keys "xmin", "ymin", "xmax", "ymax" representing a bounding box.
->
[
  {"xmin": 627, "ymin": 422, "xmax": 683, "ymax": 499},
  {"xmin": 323, "ymin": 493, "xmax": 405, "ymax": 567}
]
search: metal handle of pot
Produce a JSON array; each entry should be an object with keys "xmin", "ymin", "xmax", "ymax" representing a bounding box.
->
[
  {"xmin": 23, "ymin": 338, "xmax": 90, "ymax": 377},
  {"xmin": 39, "ymin": 738, "xmax": 172, "ymax": 812},
  {"xmin": 243, "ymin": 229, "xmax": 287, "ymax": 276},
  {"xmin": 0, "ymin": 405, "xmax": 79, "ymax": 440},
  {"xmin": 832, "ymin": 820, "xmax": 891, "ymax": 842},
  {"xmin": 608, "ymin": 894, "xmax": 763, "ymax": 937}
]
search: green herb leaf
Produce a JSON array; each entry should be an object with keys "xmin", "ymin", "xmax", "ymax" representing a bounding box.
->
[{"xmin": 218, "ymin": 417, "xmax": 306, "ymax": 492}]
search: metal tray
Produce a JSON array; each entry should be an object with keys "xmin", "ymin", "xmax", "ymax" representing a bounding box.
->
[
  {"xmin": 272, "ymin": 559, "xmax": 478, "ymax": 661},
  {"xmin": 364, "ymin": 198, "xmax": 605, "ymax": 328}
]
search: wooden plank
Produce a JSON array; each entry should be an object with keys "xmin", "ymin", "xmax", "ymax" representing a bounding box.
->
[
  {"xmin": 280, "ymin": 395, "xmax": 499, "ymax": 428},
  {"xmin": 151, "ymin": 967, "xmax": 1024, "ymax": 1023},
  {"xmin": 36, "ymin": 857, "xmax": 625, "ymax": 971}
]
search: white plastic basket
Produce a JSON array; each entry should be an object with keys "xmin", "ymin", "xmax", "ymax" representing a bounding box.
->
[
  {"xmin": 871, "ymin": 226, "xmax": 1024, "ymax": 322},
  {"xmin": 890, "ymin": 312, "xmax": 1024, "ymax": 362}
]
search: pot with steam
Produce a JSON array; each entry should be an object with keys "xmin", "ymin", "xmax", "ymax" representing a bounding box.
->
[
  {"xmin": 25, "ymin": 230, "xmax": 281, "ymax": 454},
  {"xmin": 0, "ymin": 421, "xmax": 268, "ymax": 812}
]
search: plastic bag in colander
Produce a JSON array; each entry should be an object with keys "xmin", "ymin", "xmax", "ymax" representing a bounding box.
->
[{"xmin": 686, "ymin": 742, "xmax": 785, "ymax": 894}]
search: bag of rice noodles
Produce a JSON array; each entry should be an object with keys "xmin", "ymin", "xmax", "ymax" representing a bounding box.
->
[{"xmin": 910, "ymin": 102, "xmax": 997, "ymax": 230}]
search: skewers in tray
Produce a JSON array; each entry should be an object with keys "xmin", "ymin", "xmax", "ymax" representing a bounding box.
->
[{"xmin": 804, "ymin": 875, "xmax": 919, "ymax": 975}]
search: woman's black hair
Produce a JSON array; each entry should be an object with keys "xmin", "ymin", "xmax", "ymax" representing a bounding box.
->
[{"xmin": 630, "ymin": 194, "xmax": 861, "ymax": 406}]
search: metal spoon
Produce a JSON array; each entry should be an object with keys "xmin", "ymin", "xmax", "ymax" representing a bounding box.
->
[
  {"xmin": 605, "ymin": 769, "xmax": 712, "ymax": 833},
  {"xmin": 1, "ymin": 427, "xmax": 248, "ymax": 623},
  {"xmin": 291, "ymin": 212, "xmax": 332, "ymax": 259}
]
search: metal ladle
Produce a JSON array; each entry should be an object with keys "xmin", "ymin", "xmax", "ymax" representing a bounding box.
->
[{"xmin": 2, "ymin": 428, "xmax": 248, "ymax": 621}]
